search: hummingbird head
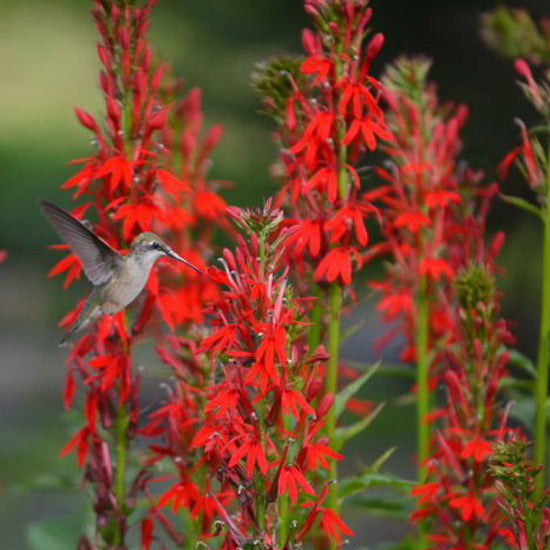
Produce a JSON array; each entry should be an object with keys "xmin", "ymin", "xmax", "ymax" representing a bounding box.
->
[{"xmin": 130, "ymin": 232, "xmax": 202, "ymax": 274}]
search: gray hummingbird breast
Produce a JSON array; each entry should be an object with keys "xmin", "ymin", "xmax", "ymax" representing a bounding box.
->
[{"xmin": 101, "ymin": 257, "xmax": 150, "ymax": 313}]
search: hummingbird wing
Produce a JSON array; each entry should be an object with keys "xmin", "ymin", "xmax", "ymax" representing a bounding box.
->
[{"xmin": 39, "ymin": 199, "xmax": 122, "ymax": 286}]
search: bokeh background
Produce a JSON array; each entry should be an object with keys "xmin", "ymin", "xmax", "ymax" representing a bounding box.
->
[{"xmin": 0, "ymin": 0, "xmax": 547, "ymax": 547}]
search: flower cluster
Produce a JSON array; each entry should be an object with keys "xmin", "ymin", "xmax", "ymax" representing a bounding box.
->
[
  {"xmin": 149, "ymin": 202, "xmax": 349, "ymax": 548},
  {"xmin": 373, "ymin": 56, "xmax": 469, "ymax": 364},
  {"xmin": 46, "ymin": 1, "xmax": 225, "ymax": 546},
  {"xmin": 253, "ymin": 0, "xmax": 390, "ymax": 290},
  {"xmin": 412, "ymin": 259, "xmax": 514, "ymax": 548},
  {"xmin": 373, "ymin": 57, "xmax": 520, "ymax": 547},
  {"xmin": 490, "ymin": 435, "xmax": 550, "ymax": 549},
  {"xmin": 483, "ymin": 8, "xmax": 550, "ymax": 502}
]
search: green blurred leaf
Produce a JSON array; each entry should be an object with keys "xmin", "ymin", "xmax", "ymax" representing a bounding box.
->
[
  {"xmin": 498, "ymin": 376, "xmax": 533, "ymax": 391},
  {"xmin": 26, "ymin": 516, "xmax": 86, "ymax": 550},
  {"xmin": 370, "ymin": 446, "xmax": 397, "ymax": 473},
  {"xmin": 499, "ymin": 193, "xmax": 543, "ymax": 221},
  {"xmin": 506, "ymin": 348, "xmax": 537, "ymax": 378},
  {"xmin": 339, "ymin": 471, "xmax": 414, "ymax": 500},
  {"xmin": 345, "ymin": 495, "xmax": 411, "ymax": 517},
  {"xmin": 340, "ymin": 318, "xmax": 365, "ymax": 343},
  {"xmin": 334, "ymin": 361, "xmax": 380, "ymax": 419},
  {"xmin": 334, "ymin": 402, "xmax": 384, "ymax": 450},
  {"xmin": 507, "ymin": 397, "xmax": 550, "ymax": 429}
]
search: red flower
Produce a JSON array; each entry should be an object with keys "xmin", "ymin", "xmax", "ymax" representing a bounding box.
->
[
  {"xmin": 319, "ymin": 509, "xmax": 353, "ymax": 544},
  {"xmin": 411, "ymin": 482, "xmax": 441, "ymax": 504},
  {"xmin": 450, "ymin": 494, "xmax": 485, "ymax": 522},
  {"xmin": 314, "ymin": 246, "xmax": 362, "ymax": 286},
  {"xmin": 342, "ymin": 114, "xmax": 392, "ymax": 150},
  {"xmin": 95, "ymin": 155, "xmax": 135, "ymax": 193},
  {"xmin": 393, "ymin": 210, "xmax": 431, "ymax": 232},
  {"xmin": 228, "ymin": 434, "xmax": 273, "ymax": 477},
  {"xmin": 303, "ymin": 443, "xmax": 342, "ymax": 472},
  {"xmin": 278, "ymin": 464, "xmax": 315, "ymax": 503},
  {"xmin": 418, "ymin": 257, "xmax": 453, "ymax": 281},
  {"xmin": 300, "ymin": 54, "xmax": 332, "ymax": 84},
  {"xmin": 461, "ymin": 436, "xmax": 492, "ymax": 463}
]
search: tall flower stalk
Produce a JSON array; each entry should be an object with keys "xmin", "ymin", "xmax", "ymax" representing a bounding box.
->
[
  {"xmin": 483, "ymin": 7, "xmax": 550, "ymax": 496},
  {"xmin": 188, "ymin": 202, "xmax": 350, "ymax": 548},
  {"xmin": 253, "ymin": 0, "xmax": 390, "ymax": 530},
  {"xmin": 375, "ymin": 57, "xmax": 466, "ymax": 485},
  {"xmin": 45, "ymin": 1, "xmax": 224, "ymax": 546}
]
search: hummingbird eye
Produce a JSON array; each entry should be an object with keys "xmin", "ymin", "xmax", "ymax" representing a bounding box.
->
[{"xmin": 151, "ymin": 242, "xmax": 161, "ymax": 251}]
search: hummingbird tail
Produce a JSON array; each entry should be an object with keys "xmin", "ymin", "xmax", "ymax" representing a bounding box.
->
[{"xmin": 59, "ymin": 291, "xmax": 100, "ymax": 348}]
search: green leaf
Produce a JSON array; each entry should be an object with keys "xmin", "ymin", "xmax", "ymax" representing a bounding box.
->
[
  {"xmin": 339, "ymin": 471, "xmax": 414, "ymax": 500},
  {"xmin": 498, "ymin": 376, "xmax": 532, "ymax": 392},
  {"xmin": 506, "ymin": 348, "xmax": 537, "ymax": 378},
  {"xmin": 340, "ymin": 318, "xmax": 365, "ymax": 343},
  {"xmin": 345, "ymin": 495, "xmax": 411, "ymax": 518},
  {"xmin": 26, "ymin": 516, "xmax": 87, "ymax": 550},
  {"xmin": 334, "ymin": 361, "xmax": 380, "ymax": 419},
  {"xmin": 499, "ymin": 193, "xmax": 543, "ymax": 221},
  {"xmin": 370, "ymin": 447, "xmax": 397, "ymax": 473},
  {"xmin": 507, "ymin": 397, "xmax": 550, "ymax": 430},
  {"xmin": 334, "ymin": 402, "xmax": 384, "ymax": 450}
]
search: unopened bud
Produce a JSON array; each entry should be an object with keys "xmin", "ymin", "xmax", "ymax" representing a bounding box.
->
[
  {"xmin": 203, "ymin": 124, "xmax": 223, "ymax": 153},
  {"xmin": 306, "ymin": 376, "xmax": 323, "ymax": 400},
  {"xmin": 74, "ymin": 108, "xmax": 98, "ymax": 133},
  {"xmin": 316, "ymin": 393, "xmax": 334, "ymax": 417},
  {"xmin": 366, "ymin": 33, "xmax": 384, "ymax": 62},
  {"xmin": 302, "ymin": 29, "xmax": 317, "ymax": 55},
  {"xmin": 147, "ymin": 108, "xmax": 167, "ymax": 132}
]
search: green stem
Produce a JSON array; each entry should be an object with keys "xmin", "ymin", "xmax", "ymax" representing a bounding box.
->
[
  {"xmin": 113, "ymin": 403, "xmax": 129, "ymax": 546},
  {"xmin": 416, "ymin": 274, "xmax": 429, "ymax": 547},
  {"xmin": 279, "ymin": 495, "xmax": 289, "ymax": 546},
  {"xmin": 534, "ymin": 143, "xmax": 550, "ymax": 498},
  {"xmin": 308, "ymin": 283, "xmax": 323, "ymax": 353},
  {"xmin": 326, "ymin": 282, "xmax": 341, "ymax": 527},
  {"xmin": 322, "ymin": 42, "xmax": 347, "ymax": 548}
]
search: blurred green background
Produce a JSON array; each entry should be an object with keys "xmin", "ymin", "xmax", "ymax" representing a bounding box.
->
[{"xmin": 0, "ymin": 0, "xmax": 546, "ymax": 547}]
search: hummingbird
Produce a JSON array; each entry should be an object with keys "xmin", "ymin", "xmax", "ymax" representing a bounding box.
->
[{"xmin": 39, "ymin": 199, "xmax": 202, "ymax": 346}]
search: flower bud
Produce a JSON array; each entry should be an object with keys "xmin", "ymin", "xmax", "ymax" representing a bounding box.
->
[
  {"xmin": 147, "ymin": 108, "xmax": 167, "ymax": 132},
  {"xmin": 75, "ymin": 108, "xmax": 98, "ymax": 133},
  {"xmin": 306, "ymin": 376, "xmax": 323, "ymax": 399},
  {"xmin": 365, "ymin": 32, "xmax": 384, "ymax": 62},
  {"xmin": 302, "ymin": 29, "xmax": 317, "ymax": 55},
  {"xmin": 203, "ymin": 124, "xmax": 223, "ymax": 154},
  {"xmin": 316, "ymin": 393, "xmax": 334, "ymax": 417},
  {"xmin": 179, "ymin": 129, "xmax": 196, "ymax": 161}
]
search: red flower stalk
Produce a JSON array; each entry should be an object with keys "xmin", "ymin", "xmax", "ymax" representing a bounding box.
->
[
  {"xmin": 372, "ymin": 57, "xmax": 483, "ymax": 498},
  {"xmin": 483, "ymin": 11, "xmax": 550, "ymax": 498},
  {"xmin": 412, "ymin": 257, "xmax": 515, "ymax": 548},
  {"xmin": 373, "ymin": 56, "xmax": 470, "ymax": 365},
  {"xmin": 165, "ymin": 201, "xmax": 349, "ymax": 548},
  {"xmin": 45, "ymin": 1, "xmax": 226, "ymax": 546},
  {"xmin": 252, "ymin": 1, "xmax": 390, "ymax": 529},
  {"xmin": 253, "ymin": 1, "xmax": 389, "ymax": 290}
]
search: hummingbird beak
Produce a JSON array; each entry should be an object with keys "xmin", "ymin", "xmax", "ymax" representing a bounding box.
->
[{"xmin": 165, "ymin": 248, "xmax": 203, "ymax": 274}]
